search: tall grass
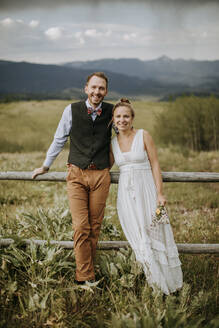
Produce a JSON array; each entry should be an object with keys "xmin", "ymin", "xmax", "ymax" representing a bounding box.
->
[
  {"xmin": 0, "ymin": 100, "xmax": 166, "ymax": 152},
  {"xmin": 0, "ymin": 149, "xmax": 218, "ymax": 327},
  {"xmin": 0, "ymin": 100, "xmax": 70, "ymax": 152}
]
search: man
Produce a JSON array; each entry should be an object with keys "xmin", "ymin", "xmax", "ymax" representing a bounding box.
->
[{"xmin": 32, "ymin": 72, "xmax": 113, "ymax": 284}]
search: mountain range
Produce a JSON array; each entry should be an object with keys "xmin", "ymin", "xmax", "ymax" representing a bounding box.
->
[
  {"xmin": 1, "ymin": 56, "xmax": 219, "ymax": 101},
  {"xmin": 63, "ymin": 56, "xmax": 219, "ymax": 86}
]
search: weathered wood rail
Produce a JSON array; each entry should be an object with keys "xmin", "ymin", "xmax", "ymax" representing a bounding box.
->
[
  {"xmin": 1, "ymin": 170, "xmax": 219, "ymax": 254},
  {"xmin": 0, "ymin": 238, "xmax": 219, "ymax": 254},
  {"xmin": 0, "ymin": 171, "xmax": 219, "ymax": 182}
]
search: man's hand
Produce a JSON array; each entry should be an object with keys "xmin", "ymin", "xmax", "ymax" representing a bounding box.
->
[{"xmin": 32, "ymin": 166, "xmax": 49, "ymax": 179}]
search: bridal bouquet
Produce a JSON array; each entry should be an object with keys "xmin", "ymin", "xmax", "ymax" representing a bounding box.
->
[{"xmin": 151, "ymin": 205, "xmax": 170, "ymax": 227}]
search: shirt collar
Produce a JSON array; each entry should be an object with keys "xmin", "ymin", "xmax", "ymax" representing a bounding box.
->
[{"xmin": 86, "ymin": 99, "xmax": 102, "ymax": 110}]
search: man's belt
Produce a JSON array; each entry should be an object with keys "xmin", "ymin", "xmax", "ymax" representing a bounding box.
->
[
  {"xmin": 87, "ymin": 162, "xmax": 98, "ymax": 170},
  {"xmin": 67, "ymin": 163, "xmax": 98, "ymax": 170}
]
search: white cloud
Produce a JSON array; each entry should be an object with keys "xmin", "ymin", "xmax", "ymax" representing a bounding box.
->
[
  {"xmin": 16, "ymin": 19, "xmax": 24, "ymax": 24},
  {"xmin": 72, "ymin": 25, "xmax": 152, "ymax": 48},
  {"xmin": 105, "ymin": 30, "xmax": 112, "ymax": 37},
  {"xmin": 29, "ymin": 20, "xmax": 39, "ymax": 28},
  {"xmin": 75, "ymin": 31, "xmax": 85, "ymax": 44},
  {"xmin": 1, "ymin": 17, "xmax": 14, "ymax": 27},
  {"xmin": 123, "ymin": 32, "xmax": 137, "ymax": 41},
  {"xmin": 84, "ymin": 29, "xmax": 100, "ymax": 37},
  {"xmin": 79, "ymin": 38, "xmax": 85, "ymax": 45},
  {"xmin": 75, "ymin": 31, "xmax": 82, "ymax": 38},
  {"xmin": 1, "ymin": 15, "xmax": 219, "ymax": 63},
  {"xmin": 45, "ymin": 27, "xmax": 63, "ymax": 40},
  {"xmin": 201, "ymin": 31, "xmax": 208, "ymax": 38}
]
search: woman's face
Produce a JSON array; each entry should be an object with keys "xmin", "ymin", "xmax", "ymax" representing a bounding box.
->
[{"xmin": 113, "ymin": 106, "xmax": 133, "ymax": 132}]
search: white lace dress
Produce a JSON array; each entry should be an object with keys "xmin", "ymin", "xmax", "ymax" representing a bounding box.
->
[{"xmin": 111, "ymin": 129, "xmax": 183, "ymax": 295}]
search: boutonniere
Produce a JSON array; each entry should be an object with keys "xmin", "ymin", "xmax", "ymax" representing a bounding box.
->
[{"xmin": 151, "ymin": 205, "xmax": 170, "ymax": 227}]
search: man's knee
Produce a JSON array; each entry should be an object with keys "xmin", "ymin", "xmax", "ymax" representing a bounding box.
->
[{"xmin": 73, "ymin": 218, "xmax": 90, "ymax": 237}]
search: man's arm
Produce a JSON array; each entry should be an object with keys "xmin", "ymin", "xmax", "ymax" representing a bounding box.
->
[{"xmin": 32, "ymin": 104, "xmax": 72, "ymax": 179}]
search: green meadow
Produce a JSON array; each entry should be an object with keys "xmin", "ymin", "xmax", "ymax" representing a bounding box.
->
[
  {"xmin": 0, "ymin": 99, "xmax": 167, "ymax": 152},
  {"xmin": 0, "ymin": 100, "xmax": 218, "ymax": 327}
]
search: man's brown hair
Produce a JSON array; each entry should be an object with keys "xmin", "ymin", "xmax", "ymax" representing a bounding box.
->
[{"xmin": 86, "ymin": 72, "xmax": 108, "ymax": 89}]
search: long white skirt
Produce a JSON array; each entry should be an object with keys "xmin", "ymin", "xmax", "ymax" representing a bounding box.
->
[{"xmin": 117, "ymin": 167, "xmax": 183, "ymax": 295}]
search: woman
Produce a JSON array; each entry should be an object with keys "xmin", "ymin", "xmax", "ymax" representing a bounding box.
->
[{"xmin": 110, "ymin": 98, "xmax": 183, "ymax": 295}]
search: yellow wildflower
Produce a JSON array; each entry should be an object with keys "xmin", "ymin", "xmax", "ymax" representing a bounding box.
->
[{"xmin": 156, "ymin": 209, "xmax": 160, "ymax": 215}]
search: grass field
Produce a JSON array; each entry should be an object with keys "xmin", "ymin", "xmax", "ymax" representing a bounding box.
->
[
  {"xmin": 0, "ymin": 100, "xmax": 166, "ymax": 153},
  {"xmin": 0, "ymin": 100, "xmax": 218, "ymax": 327}
]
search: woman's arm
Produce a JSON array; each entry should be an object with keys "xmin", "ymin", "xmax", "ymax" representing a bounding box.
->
[
  {"xmin": 109, "ymin": 144, "xmax": 115, "ymax": 169},
  {"xmin": 143, "ymin": 130, "xmax": 166, "ymax": 206}
]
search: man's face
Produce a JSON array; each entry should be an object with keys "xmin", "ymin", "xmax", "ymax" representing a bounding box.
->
[{"xmin": 85, "ymin": 75, "xmax": 107, "ymax": 108}]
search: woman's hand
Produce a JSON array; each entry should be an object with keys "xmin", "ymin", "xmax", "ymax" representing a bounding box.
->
[
  {"xmin": 32, "ymin": 166, "xmax": 49, "ymax": 179},
  {"xmin": 157, "ymin": 194, "xmax": 166, "ymax": 206}
]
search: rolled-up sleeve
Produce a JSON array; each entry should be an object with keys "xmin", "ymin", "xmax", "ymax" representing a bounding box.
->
[{"xmin": 43, "ymin": 104, "xmax": 72, "ymax": 168}]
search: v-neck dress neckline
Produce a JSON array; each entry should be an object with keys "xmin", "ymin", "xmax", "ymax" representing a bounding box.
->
[{"xmin": 116, "ymin": 129, "xmax": 140, "ymax": 154}]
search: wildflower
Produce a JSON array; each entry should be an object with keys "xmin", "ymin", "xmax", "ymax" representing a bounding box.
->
[
  {"xmin": 156, "ymin": 209, "xmax": 161, "ymax": 215},
  {"xmin": 151, "ymin": 205, "xmax": 170, "ymax": 228}
]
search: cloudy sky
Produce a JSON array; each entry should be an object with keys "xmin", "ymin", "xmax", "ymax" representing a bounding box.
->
[{"xmin": 0, "ymin": 0, "xmax": 219, "ymax": 64}]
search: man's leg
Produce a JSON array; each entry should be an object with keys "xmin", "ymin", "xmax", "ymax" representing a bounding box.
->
[
  {"xmin": 89, "ymin": 169, "xmax": 111, "ymax": 259},
  {"xmin": 67, "ymin": 166, "xmax": 95, "ymax": 282}
]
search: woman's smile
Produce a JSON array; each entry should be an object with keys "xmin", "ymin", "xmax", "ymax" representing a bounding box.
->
[{"xmin": 113, "ymin": 106, "xmax": 133, "ymax": 132}]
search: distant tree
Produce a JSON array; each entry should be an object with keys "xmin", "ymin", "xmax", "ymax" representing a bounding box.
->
[{"xmin": 155, "ymin": 95, "xmax": 219, "ymax": 151}]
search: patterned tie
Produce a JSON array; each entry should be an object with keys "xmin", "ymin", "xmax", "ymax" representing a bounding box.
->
[{"xmin": 87, "ymin": 107, "xmax": 102, "ymax": 116}]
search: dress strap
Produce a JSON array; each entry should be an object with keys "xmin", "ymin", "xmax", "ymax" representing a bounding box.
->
[
  {"xmin": 132, "ymin": 129, "xmax": 144, "ymax": 152},
  {"xmin": 111, "ymin": 136, "xmax": 119, "ymax": 156}
]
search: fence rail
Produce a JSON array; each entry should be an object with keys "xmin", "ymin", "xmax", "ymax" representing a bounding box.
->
[
  {"xmin": 1, "ymin": 171, "xmax": 219, "ymax": 183},
  {"xmin": 1, "ymin": 238, "xmax": 219, "ymax": 254},
  {"xmin": 1, "ymin": 170, "xmax": 219, "ymax": 255}
]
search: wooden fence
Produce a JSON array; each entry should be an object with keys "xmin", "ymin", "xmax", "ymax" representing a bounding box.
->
[
  {"xmin": 1, "ymin": 171, "xmax": 219, "ymax": 254},
  {"xmin": 1, "ymin": 171, "xmax": 219, "ymax": 183}
]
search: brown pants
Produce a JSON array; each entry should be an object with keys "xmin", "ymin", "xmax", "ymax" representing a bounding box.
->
[{"xmin": 66, "ymin": 165, "xmax": 111, "ymax": 281}]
